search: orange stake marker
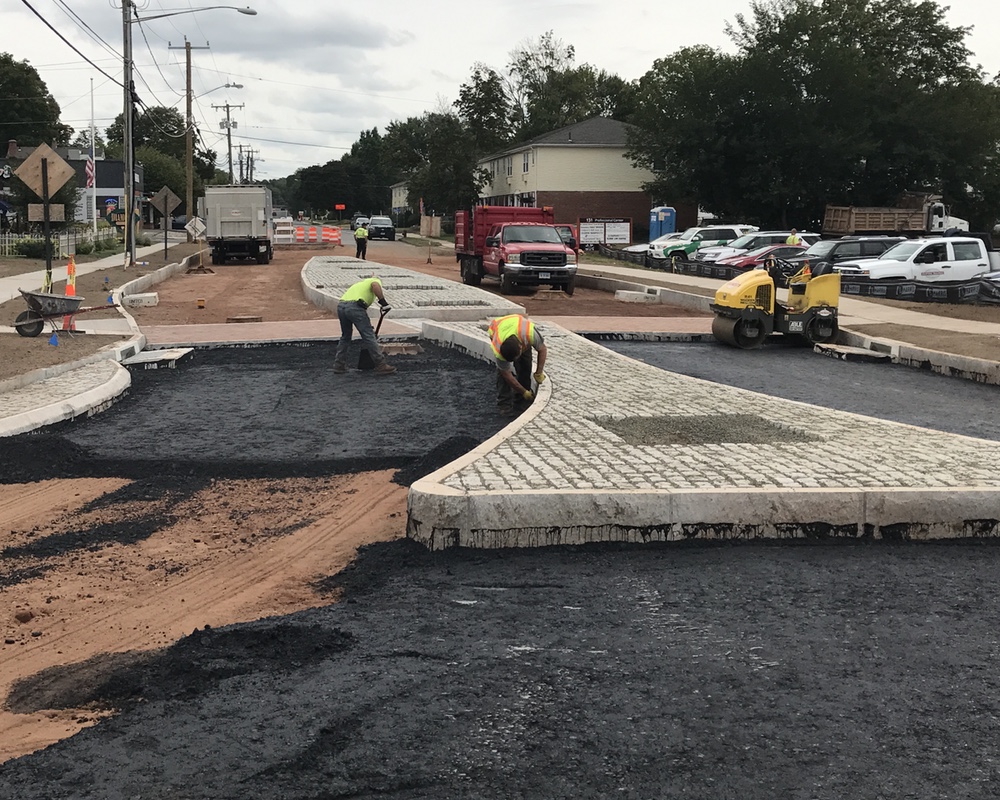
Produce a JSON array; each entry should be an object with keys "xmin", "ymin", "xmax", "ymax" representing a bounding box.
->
[{"xmin": 63, "ymin": 255, "xmax": 77, "ymax": 330}]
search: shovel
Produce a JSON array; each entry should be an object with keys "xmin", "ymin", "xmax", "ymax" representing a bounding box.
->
[{"xmin": 357, "ymin": 305, "xmax": 389, "ymax": 370}]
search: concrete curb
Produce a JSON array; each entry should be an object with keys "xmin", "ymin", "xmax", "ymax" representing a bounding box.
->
[
  {"xmin": 0, "ymin": 361, "xmax": 131, "ymax": 437},
  {"xmin": 838, "ymin": 327, "xmax": 1000, "ymax": 385},
  {"xmin": 577, "ymin": 272, "xmax": 712, "ymax": 313}
]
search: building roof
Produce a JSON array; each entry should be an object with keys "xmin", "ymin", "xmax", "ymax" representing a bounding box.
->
[{"xmin": 486, "ymin": 117, "xmax": 634, "ymax": 160}]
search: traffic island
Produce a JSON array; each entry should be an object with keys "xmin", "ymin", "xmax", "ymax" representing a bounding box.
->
[{"xmin": 408, "ymin": 320, "xmax": 1000, "ymax": 549}]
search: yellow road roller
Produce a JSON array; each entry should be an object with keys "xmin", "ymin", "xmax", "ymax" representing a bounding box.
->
[{"xmin": 710, "ymin": 262, "xmax": 840, "ymax": 349}]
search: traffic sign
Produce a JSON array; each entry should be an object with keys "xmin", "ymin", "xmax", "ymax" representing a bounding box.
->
[
  {"xmin": 150, "ymin": 186, "xmax": 182, "ymax": 216},
  {"xmin": 14, "ymin": 144, "xmax": 76, "ymax": 199},
  {"xmin": 335, "ymin": 203, "xmax": 346, "ymax": 210},
  {"xmin": 185, "ymin": 216, "xmax": 207, "ymax": 239}
]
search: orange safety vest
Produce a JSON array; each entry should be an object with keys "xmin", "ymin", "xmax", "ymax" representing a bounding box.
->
[{"xmin": 489, "ymin": 314, "xmax": 533, "ymax": 360}]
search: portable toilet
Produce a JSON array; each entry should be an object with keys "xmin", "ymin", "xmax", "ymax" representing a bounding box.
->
[{"xmin": 649, "ymin": 206, "xmax": 676, "ymax": 240}]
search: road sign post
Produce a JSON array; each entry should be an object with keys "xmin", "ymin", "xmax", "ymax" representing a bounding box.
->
[
  {"xmin": 150, "ymin": 186, "xmax": 182, "ymax": 259},
  {"xmin": 14, "ymin": 145, "xmax": 76, "ymax": 291}
]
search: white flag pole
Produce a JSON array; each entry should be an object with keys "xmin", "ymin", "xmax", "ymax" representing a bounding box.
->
[{"xmin": 90, "ymin": 78, "xmax": 97, "ymax": 236}]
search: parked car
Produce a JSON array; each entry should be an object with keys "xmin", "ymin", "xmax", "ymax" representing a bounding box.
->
[
  {"xmin": 695, "ymin": 231, "xmax": 820, "ymax": 262},
  {"xmin": 781, "ymin": 236, "xmax": 906, "ymax": 274},
  {"xmin": 652, "ymin": 225, "xmax": 758, "ymax": 261},
  {"xmin": 171, "ymin": 215, "xmax": 187, "ymax": 230},
  {"xmin": 716, "ymin": 243, "xmax": 808, "ymax": 270},
  {"xmin": 835, "ymin": 237, "xmax": 995, "ymax": 281},
  {"xmin": 367, "ymin": 215, "xmax": 395, "ymax": 240},
  {"xmin": 623, "ymin": 232, "xmax": 682, "ymax": 254},
  {"xmin": 350, "ymin": 213, "xmax": 368, "ymax": 231}
]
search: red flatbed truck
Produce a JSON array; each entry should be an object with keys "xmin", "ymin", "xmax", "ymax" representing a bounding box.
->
[{"xmin": 455, "ymin": 206, "xmax": 578, "ymax": 294}]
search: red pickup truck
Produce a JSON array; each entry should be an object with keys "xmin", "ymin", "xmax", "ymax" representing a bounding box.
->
[{"xmin": 455, "ymin": 206, "xmax": 578, "ymax": 294}]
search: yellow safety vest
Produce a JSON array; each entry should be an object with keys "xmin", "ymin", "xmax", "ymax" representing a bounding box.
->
[
  {"xmin": 340, "ymin": 277, "xmax": 381, "ymax": 305},
  {"xmin": 489, "ymin": 314, "xmax": 534, "ymax": 359},
  {"xmin": 356, "ymin": 227, "xmax": 369, "ymax": 240}
]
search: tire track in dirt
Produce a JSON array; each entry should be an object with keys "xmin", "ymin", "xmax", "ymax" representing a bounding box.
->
[
  {"xmin": 0, "ymin": 470, "xmax": 407, "ymax": 762},
  {"xmin": 0, "ymin": 479, "xmax": 129, "ymax": 535}
]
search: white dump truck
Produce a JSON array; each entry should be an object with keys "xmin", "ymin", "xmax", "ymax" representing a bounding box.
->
[{"xmin": 200, "ymin": 185, "xmax": 273, "ymax": 265}]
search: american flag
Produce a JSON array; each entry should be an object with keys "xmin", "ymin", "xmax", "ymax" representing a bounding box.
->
[{"xmin": 85, "ymin": 149, "xmax": 95, "ymax": 189}]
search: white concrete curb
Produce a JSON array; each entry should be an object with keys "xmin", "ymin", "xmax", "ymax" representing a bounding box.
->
[{"xmin": 0, "ymin": 362, "xmax": 131, "ymax": 437}]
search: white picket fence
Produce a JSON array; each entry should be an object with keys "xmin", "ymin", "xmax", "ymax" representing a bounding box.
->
[{"xmin": 0, "ymin": 229, "xmax": 119, "ymax": 258}]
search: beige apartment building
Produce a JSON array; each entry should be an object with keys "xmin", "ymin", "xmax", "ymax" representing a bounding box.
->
[{"xmin": 478, "ymin": 117, "xmax": 656, "ymax": 234}]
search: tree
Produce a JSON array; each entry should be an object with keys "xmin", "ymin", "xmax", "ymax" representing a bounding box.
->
[
  {"xmin": 0, "ymin": 53, "xmax": 72, "ymax": 146},
  {"xmin": 505, "ymin": 31, "xmax": 576, "ymax": 136},
  {"xmin": 627, "ymin": 0, "xmax": 1000, "ymax": 228},
  {"xmin": 135, "ymin": 145, "xmax": 185, "ymax": 209},
  {"xmin": 107, "ymin": 106, "xmax": 217, "ymax": 184},
  {"xmin": 455, "ymin": 64, "xmax": 512, "ymax": 154},
  {"xmin": 382, "ymin": 113, "xmax": 486, "ymax": 214},
  {"xmin": 70, "ymin": 130, "xmax": 107, "ymax": 157}
]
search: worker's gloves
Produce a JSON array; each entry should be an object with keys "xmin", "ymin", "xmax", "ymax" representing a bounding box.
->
[
  {"xmin": 533, "ymin": 371, "xmax": 546, "ymax": 384},
  {"xmin": 378, "ymin": 298, "xmax": 389, "ymax": 308},
  {"xmin": 522, "ymin": 390, "xmax": 534, "ymax": 401},
  {"xmin": 379, "ymin": 303, "xmax": 391, "ymax": 314}
]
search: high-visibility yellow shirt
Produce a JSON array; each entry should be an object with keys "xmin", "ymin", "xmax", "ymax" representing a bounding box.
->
[
  {"xmin": 489, "ymin": 314, "xmax": 542, "ymax": 371},
  {"xmin": 355, "ymin": 227, "xmax": 369, "ymax": 240},
  {"xmin": 340, "ymin": 277, "xmax": 382, "ymax": 306}
]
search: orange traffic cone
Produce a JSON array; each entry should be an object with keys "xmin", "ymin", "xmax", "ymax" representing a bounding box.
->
[{"xmin": 63, "ymin": 255, "xmax": 77, "ymax": 331}]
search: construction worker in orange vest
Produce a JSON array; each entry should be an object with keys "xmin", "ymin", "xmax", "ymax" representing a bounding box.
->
[{"xmin": 488, "ymin": 313, "xmax": 547, "ymax": 416}]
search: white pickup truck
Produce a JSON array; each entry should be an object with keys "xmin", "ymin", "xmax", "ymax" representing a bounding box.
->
[{"xmin": 835, "ymin": 237, "xmax": 1000, "ymax": 282}]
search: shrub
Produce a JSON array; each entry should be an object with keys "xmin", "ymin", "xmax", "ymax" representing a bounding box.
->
[
  {"xmin": 14, "ymin": 239, "xmax": 54, "ymax": 259},
  {"xmin": 136, "ymin": 234, "xmax": 152, "ymax": 247},
  {"xmin": 76, "ymin": 240, "xmax": 95, "ymax": 255}
]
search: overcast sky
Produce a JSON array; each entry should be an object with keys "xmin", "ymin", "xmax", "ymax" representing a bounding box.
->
[{"xmin": 5, "ymin": 0, "xmax": 1000, "ymax": 181}]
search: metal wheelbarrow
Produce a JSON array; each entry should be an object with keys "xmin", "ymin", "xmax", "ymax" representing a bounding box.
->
[{"xmin": 14, "ymin": 289, "xmax": 117, "ymax": 338}]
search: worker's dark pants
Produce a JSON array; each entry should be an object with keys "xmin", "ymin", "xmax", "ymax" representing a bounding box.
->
[
  {"xmin": 496, "ymin": 350, "xmax": 533, "ymax": 412},
  {"xmin": 355, "ymin": 238, "xmax": 368, "ymax": 259},
  {"xmin": 335, "ymin": 301, "xmax": 383, "ymax": 366}
]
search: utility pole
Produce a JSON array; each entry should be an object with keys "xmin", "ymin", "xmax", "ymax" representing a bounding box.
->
[
  {"xmin": 169, "ymin": 38, "xmax": 209, "ymax": 242},
  {"xmin": 213, "ymin": 102, "xmax": 243, "ymax": 183},
  {"xmin": 122, "ymin": 0, "xmax": 135, "ymax": 267}
]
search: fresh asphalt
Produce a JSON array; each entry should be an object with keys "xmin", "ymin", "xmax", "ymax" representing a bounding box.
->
[{"xmin": 603, "ymin": 338, "xmax": 1000, "ymax": 441}]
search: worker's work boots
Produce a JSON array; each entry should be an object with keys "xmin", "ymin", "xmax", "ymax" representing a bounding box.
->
[
  {"xmin": 374, "ymin": 361, "xmax": 397, "ymax": 376},
  {"xmin": 332, "ymin": 361, "xmax": 347, "ymax": 374}
]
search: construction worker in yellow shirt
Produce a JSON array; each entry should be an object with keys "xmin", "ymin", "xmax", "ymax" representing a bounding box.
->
[{"xmin": 488, "ymin": 313, "xmax": 547, "ymax": 416}]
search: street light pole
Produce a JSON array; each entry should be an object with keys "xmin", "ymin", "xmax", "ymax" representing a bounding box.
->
[
  {"xmin": 122, "ymin": 0, "xmax": 135, "ymax": 267},
  {"xmin": 122, "ymin": 4, "xmax": 256, "ymax": 260}
]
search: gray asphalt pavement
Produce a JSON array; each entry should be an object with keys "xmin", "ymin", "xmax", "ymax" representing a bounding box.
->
[
  {"xmin": 5, "ymin": 537, "xmax": 1000, "ymax": 799},
  {"xmin": 603, "ymin": 339, "xmax": 1000, "ymax": 440}
]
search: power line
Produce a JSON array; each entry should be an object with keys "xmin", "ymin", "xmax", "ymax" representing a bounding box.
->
[
  {"xmin": 16, "ymin": 0, "xmax": 124, "ymax": 87},
  {"xmin": 231, "ymin": 133, "xmax": 350, "ymax": 150},
  {"xmin": 52, "ymin": 0, "xmax": 122, "ymax": 63}
]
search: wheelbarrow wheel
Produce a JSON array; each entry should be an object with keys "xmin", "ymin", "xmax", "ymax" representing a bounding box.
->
[{"xmin": 14, "ymin": 311, "xmax": 45, "ymax": 338}]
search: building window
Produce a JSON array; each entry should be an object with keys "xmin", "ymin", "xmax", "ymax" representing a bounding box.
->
[
  {"xmin": 506, "ymin": 157, "xmax": 512, "ymax": 177},
  {"xmin": 522, "ymin": 152, "xmax": 529, "ymax": 173}
]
